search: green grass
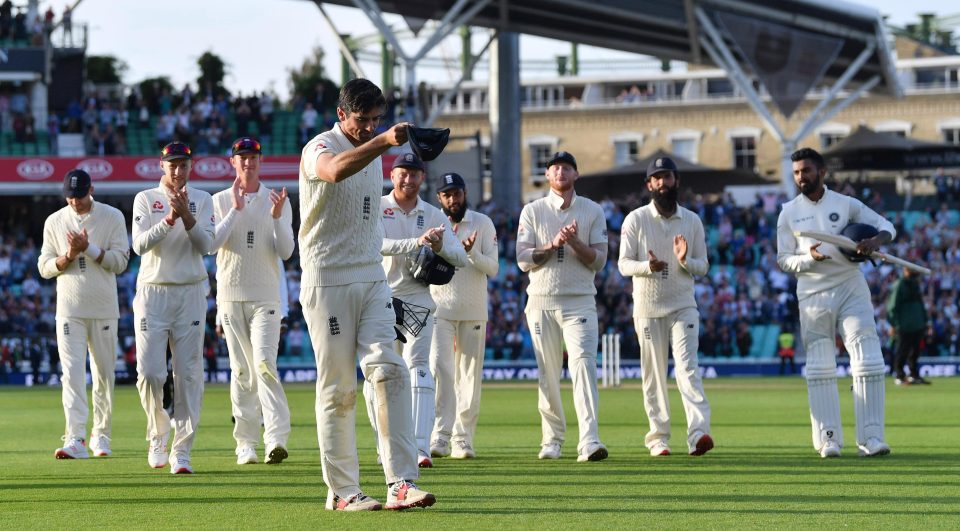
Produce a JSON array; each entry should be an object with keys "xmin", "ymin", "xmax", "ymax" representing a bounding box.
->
[{"xmin": 2, "ymin": 378, "xmax": 959, "ymax": 529}]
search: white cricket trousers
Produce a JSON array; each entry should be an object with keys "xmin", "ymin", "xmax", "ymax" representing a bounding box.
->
[
  {"xmin": 301, "ymin": 281, "xmax": 418, "ymax": 500},
  {"xmin": 219, "ymin": 300, "xmax": 290, "ymax": 451},
  {"xmin": 634, "ymin": 307, "xmax": 711, "ymax": 452},
  {"xmin": 56, "ymin": 316, "xmax": 117, "ymax": 441},
  {"xmin": 430, "ymin": 317, "xmax": 486, "ymax": 446},
  {"xmin": 134, "ymin": 282, "xmax": 206, "ymax": 456},
  {"xmin": 526, "ymin": 301, "xmax": 602, "ymax": 455}
]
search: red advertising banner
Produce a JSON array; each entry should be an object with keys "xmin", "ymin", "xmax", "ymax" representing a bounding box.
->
[{"xmin": 0, "ymin": 154, "xmax": 399, "ymax": 194}]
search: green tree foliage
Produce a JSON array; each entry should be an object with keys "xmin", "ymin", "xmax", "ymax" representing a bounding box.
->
[
  {"xmin": 85, "ymin": 55, "xmax": 127, "ymax": 85},
  {"xmin": 197, "ymin": 51, "xmax": 229, "ymax": 97},
  {"xmin": 288, "ymin": 46, "xmax": 338, "ymax": 111}
]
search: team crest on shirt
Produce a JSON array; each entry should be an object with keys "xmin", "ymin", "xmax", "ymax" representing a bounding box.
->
[
  {"xmin": 383, "ymin": 208, "xmax": 395, "ymax": 218},
  {"xmin": 151, "ymin": 201, "xmax": 164, "ymax": 212},
  {"xmin": 829, "ymin": 212, "xmax": 840, "ymax": 222},
  {"xmin": 314, "ymin": 143, "xmax": 326, "ymax": 150}
]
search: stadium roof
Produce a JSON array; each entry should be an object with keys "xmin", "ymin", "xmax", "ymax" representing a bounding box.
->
[{"xmin": 317, "ymin": 0, "xmax": 900, "ymax": 96}]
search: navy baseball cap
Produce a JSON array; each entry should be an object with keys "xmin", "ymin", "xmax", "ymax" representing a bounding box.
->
[
  {"xmin": 161, "ymin": 141, "xmax": 193, "ymax": 161},
  {"xmin": 437, "ymin": 172, "xmax": 466, "ymax": 193},
  {"xmin": 646, "ymin": 156, "xmax": 679, "ymax": 178},
  {"xmin": 546, "ymin": 151, "xmax": 577, "ymax": 171},
  {"xmin": 392, "ymin": 152, "xmax": 425, "ymax": 172},
  {"xmin": 231, "ymin": 137, "xmax": 262, "ymax": 156},
  {"xmin": 63, "ymin": 169, "xmax": 91, "ymax": 199}
]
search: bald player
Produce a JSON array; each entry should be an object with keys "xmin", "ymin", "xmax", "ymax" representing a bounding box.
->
[
  {"xmin": 132, "ymin": 141, "xmax": 215, "ymax": 474},
  {"xmin": 777, "ymin": 147, "xmax": 895, "ymax": 458},
  {"xmin": 211, "ymin": 137, "xmax": 294, "ymax": 466},
  {"xmin": 39, "ymin": 169, "xmax": 129, "ymax": 460},
  {"xmin": 516, "ymin": 151, "xmax": 609, "ymax": 463},
  {"xmin": 429, "ymin": 172, "xmax": 498, "ymax": 460},
  {"xmin": 376, "ymin": 152, "xmax": 467, "ymax": 468}
]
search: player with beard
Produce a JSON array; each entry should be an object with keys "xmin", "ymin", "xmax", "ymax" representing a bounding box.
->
[
  {"xmin": 777, "ymin": 147, "xmax": 894, "ymax": 458},
  {"xmin": 428, "ymin": 173, "xmax": 498, "ymax": 460},
  {"xmin": 618, "ymin": 156, "xmax": 714, "ymax": 457},
  {"xmin": 516, "ymin": 151, "xmax": 609, "ymax": 462}
]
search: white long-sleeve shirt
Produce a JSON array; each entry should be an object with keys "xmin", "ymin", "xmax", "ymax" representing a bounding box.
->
[
  {"xmin": 776, "ymin": 187, "xmax": 896, "ymax": 301},
  {"xmin": 380, "ymin": 194, "xmax": 468, "ymax": 303},
  {"xmin": 516, "ymin": 191, "xmax": 608, "ymax": 310},
  {"xmin": 430, "ymin": 209, "xmax": 499, "ymax": 321},
  {"xmin": 38, "ymin": 200, "xmax": 129, "ymax": 319},
  {"xmin": 298, "ymin": 123, "xmax": 386, "ymax": 287},
  {"xmin": 132, "ymin": 184, "xmax": 215, "ymax": 286},
  {"xmin": 211, "ymin": 185, "xmax": 294, "ymax": 302},
  {"xmin": 618, "ymin": 203, "xmax": 709, "ymax": 318}
]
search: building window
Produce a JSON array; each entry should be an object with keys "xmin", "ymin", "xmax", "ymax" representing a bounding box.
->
[
  {"xmin": 672, "ymin": 138, "xmax": 697, "ymax": 163},
  {"xmin": 732, "ymin": 136, "xmax": 756, "ymax": 170},
  {"xmin": 530, "ymin": 144, "xmax": 553, "ymax": 177},
  {"xmin": 481, "ymin": 145, "xmax": 492, "ymax": 177},
  {"xmin": 613, "ymin": 140, "xmax": 639, "ymax": 166},
  {"xmin": 820, "ymin": 133, "xmax": 846, "ymax": 150},
  {"xmin": 943, "ymin": 128, "xmax": 960, "ymax": 145}
]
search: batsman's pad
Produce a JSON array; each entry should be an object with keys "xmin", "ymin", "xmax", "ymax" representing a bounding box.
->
[
  {"xmin": 393, "ymin": 297, "xmax": 431, "ymax": 338},
  {"xmin": 410, "ymin": 365, "xmax": 436, "ymax": 453},
  {"xmin": 805, "ymin": 338, "xmax": 843, "ymax": 450},
  {"xmin": 407, "ymin": 246, "xmax": 456, "ymax": 286},
  {"xmin": 848, "ymin": 336, "xmax": 886, "ymax": 444}
]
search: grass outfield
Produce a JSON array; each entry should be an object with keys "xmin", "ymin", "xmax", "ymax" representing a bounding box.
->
[{"xmin": 2, "ymin": 377, "xmax": 959, "ymax": 529}]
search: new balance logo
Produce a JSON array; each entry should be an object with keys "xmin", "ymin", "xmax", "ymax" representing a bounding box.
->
[
  {"xmin": 329, "ymin": 317, "xmax": 341, "ymax": 336},
  {"xmin": 191, "ymin": 321, "xmax": 201, "ymax": 326},
  {"xmin": 418, "ymin": 369, "xmax": 426, "ymax": 378},
  {"xmin": 579, "ymin": 318, "xmax": 587, "ymax": 324},
  {"xmin": 268, "ymin": 310, "xmax": 276, "ymax": 315},
  {"xmin": 474, "ymin": 325, "xmax": 482, "ymax": 330},
  {"xmin": 246, "ymin": 231, "xmax": 255, "ymax": 249},
  {"xmin": 103, "ymin": 325, "xmax": 110, "ymax": 331}
]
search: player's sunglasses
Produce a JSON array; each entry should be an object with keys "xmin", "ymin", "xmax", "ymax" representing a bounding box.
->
[
  {"xmin": 161, "ymin": 143, "xmax": 192, "ymax": 157},
  {"xmin": 232, "ymin": 138, "xmax": 261, "ymax": 153}
]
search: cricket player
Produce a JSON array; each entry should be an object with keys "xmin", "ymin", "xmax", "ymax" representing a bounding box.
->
[
  {"xmin": 618, "ymin": 156, "xmax": 713, "ymax": 457},
  {"xmin": 211, "ymin": 137, "xmax": 294, "ymax": 466},
  {"xmin": 374, "ymin": 152, "xmax": 467, "ymax": 468},
  {"xmin": 132, "ymin": 141, "xmax": 215, "ymax": 474},
  {"xmin": 39, "ymin": 169, "xmax": 129, "ymax": 459},
  {"xmin": 299, "ymin": 78, "xmax": 435, "ymax": 510},
  {"xmin": 777, "ymin": 147, "xmax": 895, "ymax": 458},
  {"xmin": 516, "ymin": 151, "xmax": 609, "ymax": 462},
  {"xmin": 428, "ymin": 172, "xmax": 498, "ymax": 460}
]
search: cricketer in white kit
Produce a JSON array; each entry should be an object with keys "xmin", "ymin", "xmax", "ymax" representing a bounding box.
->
[
  {"xmin": 427, "ymin": 172, "xmax": 498, "ymax": 460},
  {"xmin": 618, "ymin": 156, "xmax": 714, "ymax": 458},
  {"xmin": 299, "ymin": 78, "xmax": 434, "ymax": 511},
  {"xmin": 375, "ymin": 152, "xmax": 467, "ymax": 468},
  {"xmin": 211, "ymin": 137, "xmax": 294, "ymax": 466},
  {"xmin": 39, "ymin": 169, "xmax": 129, "ymax": 460},
  {"xmin": 132, "ymin": 142, "xmax": 215, "ymax": 474},
  {"xmin": 516, "ymin": 151, "xmax": 609, "ymax": 463},
  {"xmin": 777, "ymin": 147, "xmax": 895, "ymax": 458}
]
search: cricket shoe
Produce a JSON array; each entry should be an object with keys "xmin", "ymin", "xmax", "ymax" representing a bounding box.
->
[
  {"xmin": 325, "ymin": 490, "xmax": 383, "ymax": 511},
  {"xmin": 91, "ymin": 435, "xmax": 112, "ymax": 457},
  {"xmin": 577, "ymin": 442, "xmax": 608, "ymax": 462},
  {"xmin": 170, "ymin": 454, "xmax": 193, "ymax": 474},
  {"xmin": 538, "ymin": 443, "xmax": 561, "ymax": 460},
  {"xmin": 450, "ymin": 440, "xmax": 476, "ymax": 459},
  {"xmin": 147, "ymin": 433, "xmax": 170, "ymax": 468},
  {"xmin": 55, "ymin": 437, "xmax": 89, "ymax": 459},
  {"xmin": 386, "ymin": 480, "xmax": 436, "ymax": 510},
  {"xmin": 857, "ymin": 438, "xmax": 891, "ymax": 457},
  {"xmin": 430, "ymin": 438, "xmax": 450, "ymax": 458},
  {"xmin": 265, "ymin": 443, "xmax": 288, "ymax": 465},
  {"xmin": 236, "ymin": 446, "xmax": 258, "ymax": 465},
  {"xmin": 418, "ymin": 452, "xmax": 433, "ymax": 468},
  {"xmin": 690, "ymin": 434, "xmax": 715, "ymax": 456},
  {"xmin": 819, "ymin": 440, "xmax": 841, "ymax": 458},
  {"xmin": 909, "ymin": 376, "xmax": 931, "ymax": 385},
  {"xmin": 649, "ymin": 442, "xmax": 671, "ymax": 457}
]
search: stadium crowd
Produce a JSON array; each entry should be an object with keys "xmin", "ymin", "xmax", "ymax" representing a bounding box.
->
[{"xmin": 3, "ymin": 176, "xmax": 959, "ymax": 381}]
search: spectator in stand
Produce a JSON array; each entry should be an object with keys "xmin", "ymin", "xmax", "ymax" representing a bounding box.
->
[
  {"xmin": 301, "ymin": 102, "xmax": 318, "ymax": 140},
  {"xmin": 886, "ymin": 266, "xmax": 930, "ymax": 385},
  {"xmin": 778, "ymin": 324, "xmax": 796, "ymax": 375},
  {"xmin": 735, "ymin": 321, "xmax": 752, "ymax": 357},
  {"xmin": 12, "ymin": 112, "xmax": 25, "ymax": 142},
  {"xmin": 0, "ymin": 1, "xmax": 12, "ymax": 40},
  {"xmin": 61, "ymin": 5, "xmax": 72, "ymax": 46}
]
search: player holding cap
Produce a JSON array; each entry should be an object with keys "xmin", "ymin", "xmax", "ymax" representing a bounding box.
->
[
  {"xmin": 376, "ymin": 152, "xmax": 467, "ymax": 468},
  {"xmin": 39, "ymin": 169, "xmax": 129, "ymax": 460},
  {"xmin": 516, "ymin": 151, "xmax": 609, "ymax": 463},
  {"xmin": 777, "ymin": 147, "xmax": 895, "ymax": 458},
  {"xmin": 132, "ymin": 141, "xmax": 215, "ymax": 474},
  {"xmin": 211, "ymin": 137, "xmax": 294, "ymax": 466},
  {"xmin": 299, "ymin": 78, "xmax": 435, "ymax": 510},
  {"xmin": 428, "ymin": 172, "xmax": 498, "ymax": 460},
  {"xmin": 618, "ymin": 156, "xmax": 714, "ymax": 458}
]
